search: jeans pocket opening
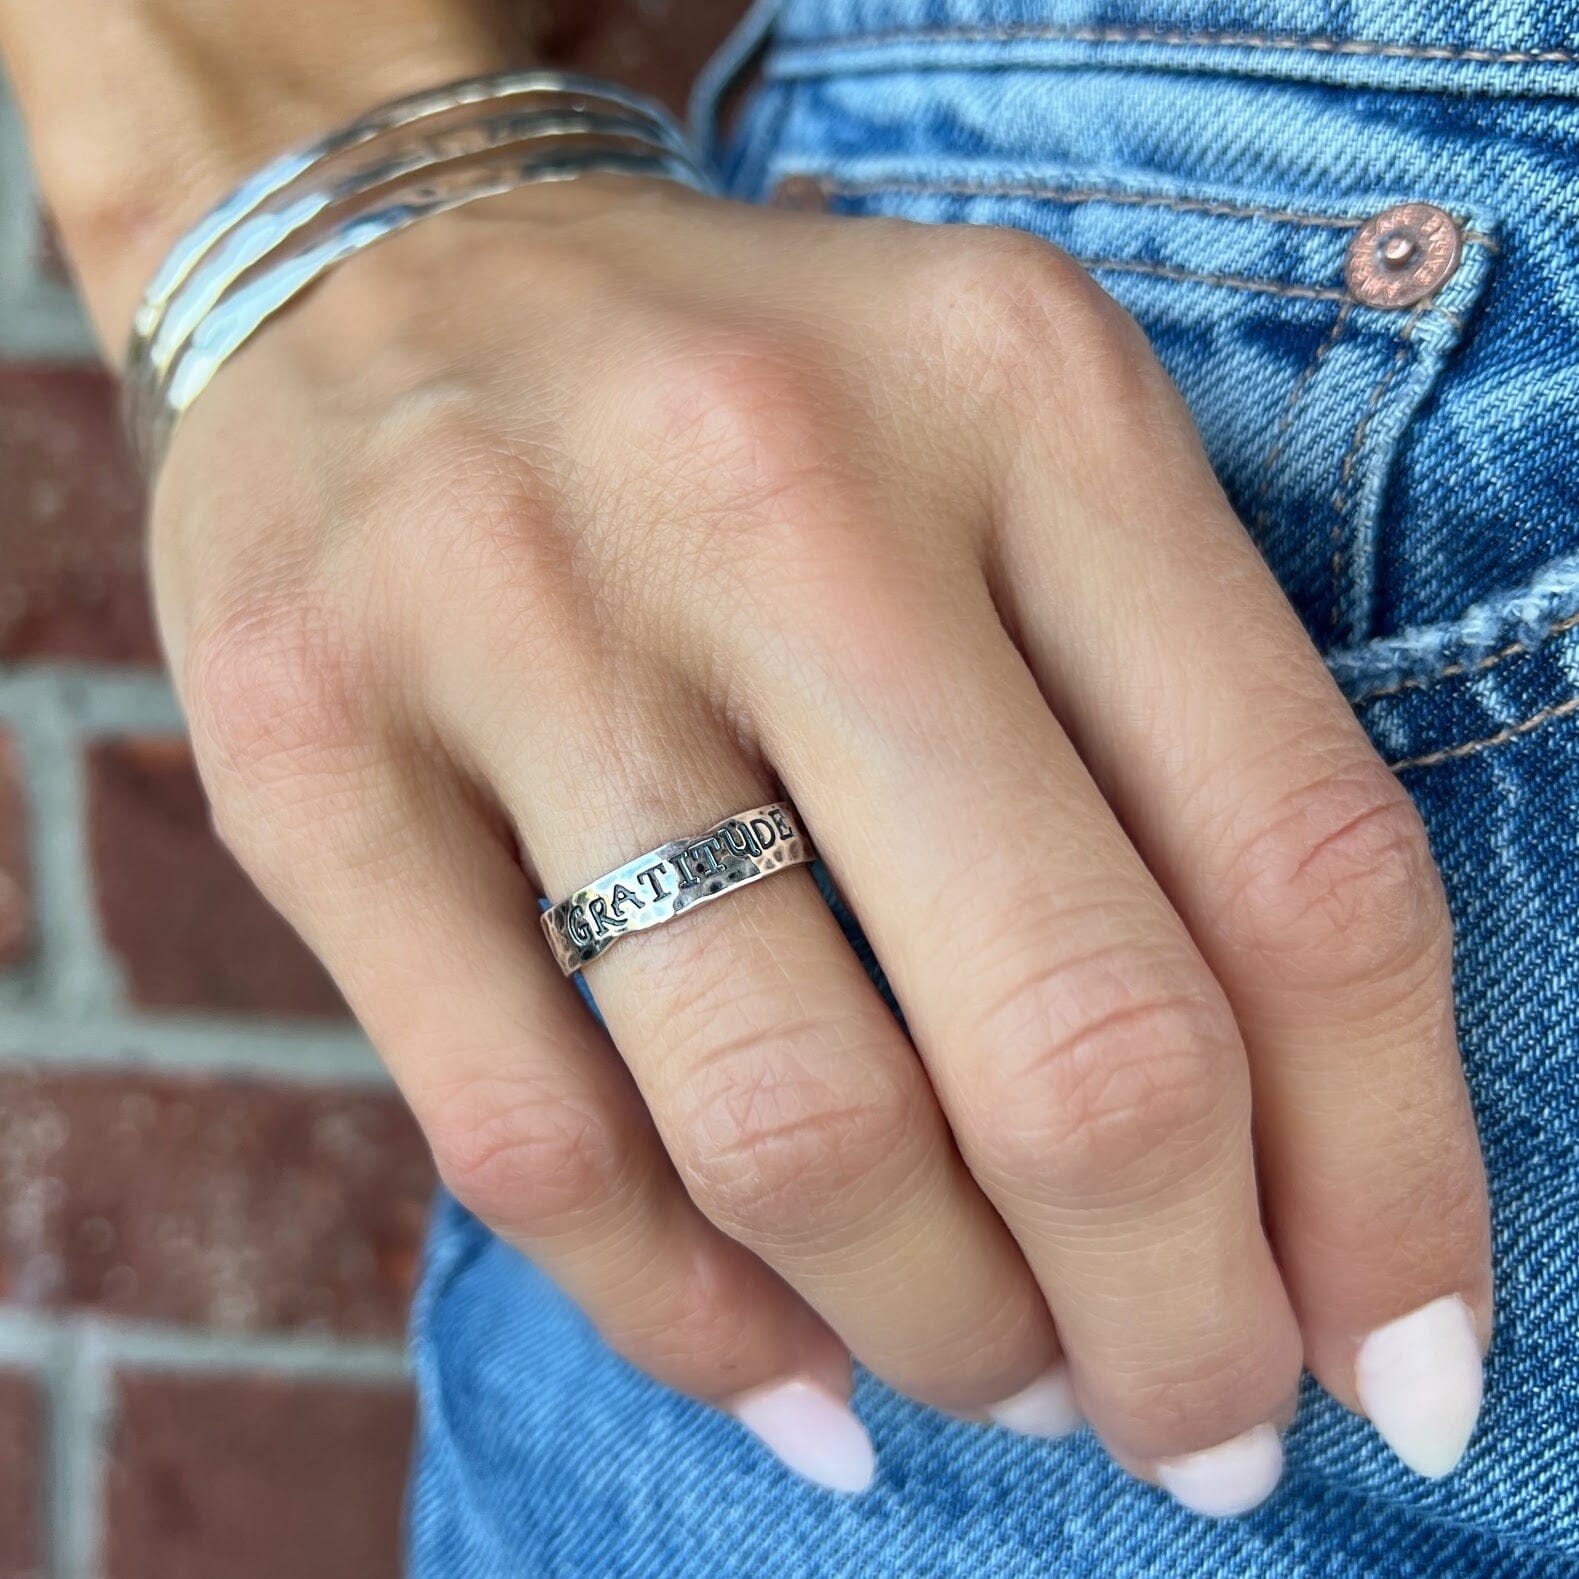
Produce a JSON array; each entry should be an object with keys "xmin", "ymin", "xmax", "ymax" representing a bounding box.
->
[{"xmin": 760, "ymin": 148, "xmax": 1501, "ymax": 651}]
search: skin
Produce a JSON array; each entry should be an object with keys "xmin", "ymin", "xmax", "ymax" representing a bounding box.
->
[{"xmin": 1, "ymin": 0, "xmax": 1492, "ymax": 1504}]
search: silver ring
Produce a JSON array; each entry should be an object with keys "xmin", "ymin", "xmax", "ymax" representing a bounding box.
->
[{"xmin": 541, "ymin": 802, "xmax": 816, "ymax": 975}]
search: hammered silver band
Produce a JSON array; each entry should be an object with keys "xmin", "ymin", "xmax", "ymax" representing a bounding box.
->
[
  {"xmin": 542, "ymin": 802, "xmax": 815, "ymax": 975},
  {"xmin": 123, "ymin": 72, "xmax": 714, "ymax": 476}
]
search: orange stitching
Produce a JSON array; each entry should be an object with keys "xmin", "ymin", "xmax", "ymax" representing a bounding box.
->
[
  {"xmin": 818, "ymin": 178, "xmax": 1366, "ymax": 229},
  {"xmin": 779, "ymin": 25, "xmax": 1579, "ymax": 67},
  {"xmin": 1329, "ymin": 311, "xmax": 1422, "ymax": 629},
  {"xmin": 821, "ymin": 183, "xmax": 1487, "ymax": 309},
  {"xmin": 1390, "ymin": 696, "xmax": 1579, "ymax": 771},
  {"xmin": 1254, "ymin": 302, "xmax": 1352, "ymax": 538},
  {"xmin": 816, "ymin": 179, "xmax": 1496, "ymax": 245},
  {"xmin": 1068, "ymin": 254, "xmax": 1348, "ymax": 300},
  {"xmin": 1355, "ymin": 610, "xmax": 1579, "ymax": 702}
]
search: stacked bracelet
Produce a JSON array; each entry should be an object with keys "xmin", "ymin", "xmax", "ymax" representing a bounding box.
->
[{"xmin": 123, "ymin": 72, "xmax": 715, "ymax": 476}]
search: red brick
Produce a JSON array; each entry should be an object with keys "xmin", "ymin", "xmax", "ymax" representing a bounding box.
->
[
  {"xmin": 0, "ymin": 1069, "xmax": 431, "ymax": 1336},
  {"xmin": 0, "ymin": 1369, "xmax": 44, "ymax": 1579},
  {"xmin": 0, "ymin": 365, "xmax": 157, "ymax": 665},
  {"xmin": 88, "ymin": 736, "xmax": 347, "ymax": 1017},
  {"xmin": 106, "ymin": 1370, "xmax": 412, "ymax": 1579},
  {"xmin": 0, "ymin": 733, "xmax": 30, "ymax": 967}
]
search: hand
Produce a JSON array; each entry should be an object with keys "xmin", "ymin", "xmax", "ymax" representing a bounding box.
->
[{"xmin": 145, "ymin": 175, "xmax": 1488, "ymax": 1510}]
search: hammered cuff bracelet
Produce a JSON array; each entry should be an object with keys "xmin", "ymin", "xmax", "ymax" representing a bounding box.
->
[{"xmin": 122, "ymin": 71, "xmax": 715, "ymax": 475}]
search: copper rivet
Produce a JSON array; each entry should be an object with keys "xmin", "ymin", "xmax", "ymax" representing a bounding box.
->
[
  {"xmin": 1344, "ymin": 201, "xmax": 1463, "ymax": 309},
  {"xmin": 769, "ymin": 174, "xmax": 830, "ymax": 212},
  {"xmin": 1381, "ymin": 234, "xmax": 1417, "ymax": 267}
]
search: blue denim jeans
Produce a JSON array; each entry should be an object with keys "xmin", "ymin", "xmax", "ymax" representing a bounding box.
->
[{"xmin": 408, "ymin": 3, "xmax": 1579, "ymax": 1573}]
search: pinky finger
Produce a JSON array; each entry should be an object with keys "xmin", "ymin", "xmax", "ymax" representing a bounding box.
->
[{"xmin": 243, "ymin": 747, "xmax": 873, "ymax": 1493}]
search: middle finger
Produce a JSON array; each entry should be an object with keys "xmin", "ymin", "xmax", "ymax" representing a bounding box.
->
[{"xmin": 751, "ymin": 563, "xmax": 1304, "ymax": 1512}]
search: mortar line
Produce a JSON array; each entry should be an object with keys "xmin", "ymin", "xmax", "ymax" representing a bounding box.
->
[
  {"xmin": 0, "ymin": 1307, "xmax": 409, "ymax": 1376},
  {"xmin": 0, "ymin": 673, "xmax": 124, "ymax": 1013},
  {"xmin": 0, "ymin": 1307, "xmax": 56, "ymax": 1365},
  {"xmin": 50, "ymin": 1326, "xmax": 108, "ymax": 1579},
  {"xmin": 90, "ymin": 1321, "xmax": 411, "ymax": 1377},
  {"xmin": 0, "ymin": 667, "xmax": 186, "ymax": 734},
  {"xmin": 0, "ymin": 1012, "xmax": 387, "ymax": 1084}
]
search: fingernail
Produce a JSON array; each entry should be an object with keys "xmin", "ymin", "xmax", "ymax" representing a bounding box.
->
[
  {"xmin": 986, "ymin": 1365, "xmax": 1082, "ymax": 1439},
  {"xmin": 729, "ymin": 1378, "xmax": 876, "ymax": 1494},
  {"xmin": 1157, "ymin": 1423, "xmax": 1283, "ymax": 1518},
  {"xmin": 1355, "ymin": 1294, "xmax": 1483, "ymax": 1478}
]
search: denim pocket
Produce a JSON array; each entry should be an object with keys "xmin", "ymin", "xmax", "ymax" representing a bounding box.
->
[
  {"xmin": 771, "ymin": 159, "xmax": 1497, "ymax": 651},
  {"xmin": 733, "ymin": 24, "xmax": 1579, "ymax": 686}
]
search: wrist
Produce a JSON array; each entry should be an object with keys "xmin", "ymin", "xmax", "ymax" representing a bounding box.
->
[{"xmin": 0, "ymin": 0, "xmax": 508, "ymax": 351}]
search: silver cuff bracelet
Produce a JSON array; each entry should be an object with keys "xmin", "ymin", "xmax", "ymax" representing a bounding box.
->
[{"xmin": 122, "ymin": 72, "xmax": 715, "ymax": 476}]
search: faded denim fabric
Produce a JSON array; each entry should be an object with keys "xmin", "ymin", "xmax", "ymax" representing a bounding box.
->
[{"xmin": 409, "ymin": 4, "xmax": 1579, "ymax": 1573}]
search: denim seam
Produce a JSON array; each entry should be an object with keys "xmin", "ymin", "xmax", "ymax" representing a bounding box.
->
[
  {"xmin": 814, "ymin": 180, "xmax": 1503, "ymax": 241},
  {"xmin": 816, "ymin": 178, "xmax": 1367, "ymax": 228},
  {"xmin": 817, "ymin": 179, "xmax": 1499, "ymax": 244},
  {"xmin": 1254, "ymin": 301, "xmax": 1353, "ymax": 539},
  {"xmin": 1389, "ymin": 695, "xmax": 1579, "ymax": 771},
  {"xmin": 1329, "ymin": 312, "xmax": 1421, "ymax": 630},
  {"xmin": 1354, "ymin": 610, "xmax": 1579, "ymax": 702},
  {"xmin": 775, "ymin": 26, "xmax": 1579, "ymax": 67},
  {"xmin": 812, "ymin": 182, "xmax": 1489, "ymax": 311},
  {"xmin": 1076, "ymin": 255, "xmax": 1349, "ymax": 299}
]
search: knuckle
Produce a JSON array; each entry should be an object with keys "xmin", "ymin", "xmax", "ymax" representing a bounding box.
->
[
  {"xmin": 926, "ymin": 228, "xmax": 1164, "ymax": 409},
  {"xmin": 363, "ymin": 407, "xmax": 578, "ymax": 634},
  {"xmin": 598, "ymin": 330, "xmax": 871, "ymax": 610},
  {"xmin": 667, "ymin": 1018, "xmax": 928, "ymax": 1243},
  {"xmin": 964, "ymin": 949, "xmax": 1242, "ymax": 1196},
  {"xmin": 381, "ymin": 403, "xmax": 546, "ymax": 546},
  {"xmin": 928, "ymin": 227, "xmax": 1087, "ymax": 340},
  {"xmin": 181, "ymin": 597, "xmax": 396, "ymax": 884},
  {"xmin": 619, "ymin": 331, "xmax": 833, "ymax": 505},
  {"xmin": 183, "ymin": 595, "xmax": 384, "ymax": 783},
  {"xmin": 425, "ymin": 1073, "xmax": 633, "ymax": 1238},
  {"xmin": 1218, "ymin": 765, "xmax": 1451, "ymax": 987}
]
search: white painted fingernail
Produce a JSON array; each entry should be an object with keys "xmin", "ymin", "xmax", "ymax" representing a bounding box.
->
[
  {"xmin": 729, "ymin": 1378, "xmax": 876, "ymax": 1494},
  {"xmin": 1355, "ymin": 1294, "xmax": 1483, "ymax": 1478},
  {"xmin": 986, "ymin": 1366, "xmax": 1082, "ymax": 1438},
  {"xmin": 1157, "ymin": 1423, "xmax": 1283, "ymax": 1517}
]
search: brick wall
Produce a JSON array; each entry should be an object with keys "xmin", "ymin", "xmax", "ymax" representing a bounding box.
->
[{"xmin": 0, "ymin": 5, "xmax": 743, "ymax": 1574}]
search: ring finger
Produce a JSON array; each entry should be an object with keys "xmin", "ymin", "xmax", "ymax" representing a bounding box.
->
[{"xmin": 459, "ymin": 668, "xmax": 1076, "ymax": 1429}]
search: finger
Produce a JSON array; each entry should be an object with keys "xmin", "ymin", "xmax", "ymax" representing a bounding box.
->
[
  {"xmin": 991, "ymin": 297, "xmax": 1490, "ymax": 1478},
  {"xmin": 471, "ymin": 675, "xmax": 1074, "ymax": 1429},
  {"xmin": 747, "ymin": 558, "xmax": 1304, "ymax": 1511},
  {"xmin": 186, "ymin": 659, "xmax": 879, "ymax": 1490}
]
